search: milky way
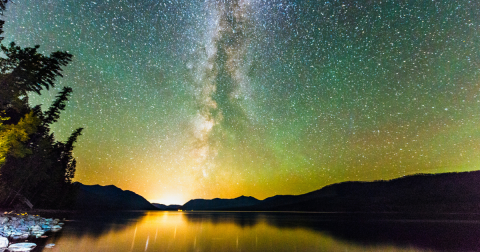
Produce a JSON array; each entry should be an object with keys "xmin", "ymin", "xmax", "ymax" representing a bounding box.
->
[{"xmin": 3, "ymin": 0, "xmax": 479, "ymax": 204}]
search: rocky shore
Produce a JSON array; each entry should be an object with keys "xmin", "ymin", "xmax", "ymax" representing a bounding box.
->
[{"xmin": 0, "ymin": 211, "xmax": 63, "ymax": 251}]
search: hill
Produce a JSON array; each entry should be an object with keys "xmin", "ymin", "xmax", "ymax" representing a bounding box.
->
[
  {"xmin": 73, "ymin": 182, "xmax": 158, "ymax": 211},
  {"xmin": 181, "ymin": 171, "xmax": 480, "ymax": 213},
  {"xmin": 152, "ymin": 203, "xmax": 181, "ymax": 210},
  {"xmin": 182, "ymin": 196, "xmax": 260, "ymax": 210}
]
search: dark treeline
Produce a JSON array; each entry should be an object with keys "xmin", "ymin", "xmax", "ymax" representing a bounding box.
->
[{"xmin": 0, "ymin": 1, "xmax": 83, "ymax": 209}]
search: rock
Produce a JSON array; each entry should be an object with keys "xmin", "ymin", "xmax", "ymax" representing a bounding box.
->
[
  {"xmin": 51, "ymin": 225, "xmax": 62, "ymax": 232},
  {"xmin": 30, "ymin": 225, "xmax": 41, "ymax": 232},
  {"xmin": 7, "ymin": 242, "xmax": 36, "ymax": 251},
  {"xmin": 0, "ymin": 236, "xmax": 8, "ymax": 248},
  {"xmin": 1, "ymin": 213, "xmax": 65, "ymax": 249}
]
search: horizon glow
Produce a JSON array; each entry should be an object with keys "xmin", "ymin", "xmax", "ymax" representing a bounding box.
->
[{"xmin": 3, "ymin": 0, "xmax": 479, "ymax": 205}]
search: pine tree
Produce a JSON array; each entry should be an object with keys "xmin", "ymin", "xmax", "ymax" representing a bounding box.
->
[{"xmin": 0, "ymin": 1, "xmax": 82, "ymax": 209}]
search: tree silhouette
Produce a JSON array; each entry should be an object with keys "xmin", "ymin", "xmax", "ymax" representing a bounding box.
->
[
  {"xmin": 0, "ymin": 0, "xmax": 8, "ymax": 42},
  {"xmin": 43, "ymin": 86, "xmax": 73, "ymax": 125},
  {"xmin": 0, "ymin": 42, "xmax": 73, "ymax": 120},
  {"xmin": 0, "ymin": 1, "xmax": 82, "ymax": 209}
]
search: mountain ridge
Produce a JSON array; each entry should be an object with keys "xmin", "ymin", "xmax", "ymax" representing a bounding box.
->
[
  {"xmin": 73, "ymin": 170, "xmax": 480, "ymax": 212},
  {"xmin": 151, "ymin": 203, "xmax": 181, "ymax": 210},
  {"xmin": 73, "ymin": 182, "xmax": 158, "ymax": 211},
  {"xmin": 182, "ymin": 195, "xmax": 260, "ymax": 210},
  {"xmin": 180, "ymin": 170, "xmax": 480, "ymax": 212}
]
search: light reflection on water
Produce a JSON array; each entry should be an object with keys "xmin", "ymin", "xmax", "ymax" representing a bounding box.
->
[{"xmin": 34, "ymin": 211, "xmax": 480, "ymax": 251}]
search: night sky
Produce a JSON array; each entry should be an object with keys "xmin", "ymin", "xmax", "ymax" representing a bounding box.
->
[{"xmin": 3, "ymin": 0, "xmax": 479, "ymax": 205}]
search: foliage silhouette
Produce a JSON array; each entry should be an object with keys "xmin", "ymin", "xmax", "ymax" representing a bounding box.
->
[{"xmin": 0, "ymin": 1, "xmax": 82, "ymax": 209}]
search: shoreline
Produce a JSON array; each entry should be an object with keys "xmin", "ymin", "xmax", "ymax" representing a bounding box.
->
[{"xmin": 0, "ymin": 210, "xmax": 66, "ymax": 251}]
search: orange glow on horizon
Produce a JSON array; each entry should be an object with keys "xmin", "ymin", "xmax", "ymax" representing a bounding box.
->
[{"xmin": 151, "ymin": 194, "xmax": 188, "ymax": 206}]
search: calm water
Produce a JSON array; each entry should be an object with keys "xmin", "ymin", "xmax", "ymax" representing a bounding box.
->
[{"xmin": 27, "ymin": 211, "xmax": 480, "ymax": 251}]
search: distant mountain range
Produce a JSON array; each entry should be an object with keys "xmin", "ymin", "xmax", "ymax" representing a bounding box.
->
[
  {"xmin": 180, "ymin": 171, "xmax": 480, "ymax": 213},
  {"xmin": 73, "ymin": 182, "xmax": 158, "ymax": 210},
  {"xmin": 151, "ymin": 203, "xmax": 181, "ymax": 210},
  {"xmin": 73, "ymin": 170, "xmax": 480, "ymax": 213},
  {"xmin": 182, "ymin": 196, "xmax": 260, "ymax": 210}
]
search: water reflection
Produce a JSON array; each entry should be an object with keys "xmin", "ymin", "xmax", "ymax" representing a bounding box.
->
[
  {"xmin": 66, "ymin": 211, "xmax": 148, "ymax": 237},
  {"xmin": 32, "ymin": 211, "xmax": 480, "ymax": 251}
]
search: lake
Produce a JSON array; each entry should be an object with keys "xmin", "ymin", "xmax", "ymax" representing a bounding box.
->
[{"xmin": 27, "ymin": 211, "xmax": 480, "ymax": 251}]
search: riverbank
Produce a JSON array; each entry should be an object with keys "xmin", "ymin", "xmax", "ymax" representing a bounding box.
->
[{"xmin": 0, "ymin": 210, "xmax": 65, "ymax": 251}]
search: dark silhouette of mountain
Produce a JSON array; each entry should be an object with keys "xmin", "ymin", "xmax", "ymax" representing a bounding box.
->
[
  {"xmin": 182, "ymin": 196, "xmax": 260, "ymax": 210},
  {"xmin": 181, "ymin": 171, "xmax": 480, "ymax": 213},
  {"xmin": 73, "ymin": 182, "xmax": 157, "ymax": 210},
  {"xmin": 151, "ymin": 203, "xmax": 167, "ymax": 209},
  {"xmin": 152, "ymin": 203, "xmax": 181, "ymax": 210},
  {"xmin": 245, "ymin": 171, "xmax": 480, "ymax": 212}
]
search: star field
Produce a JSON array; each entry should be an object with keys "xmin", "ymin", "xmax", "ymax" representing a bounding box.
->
[{"xmin": 3, "ymin": 0, "xmax": 479, "ymax": 204}]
